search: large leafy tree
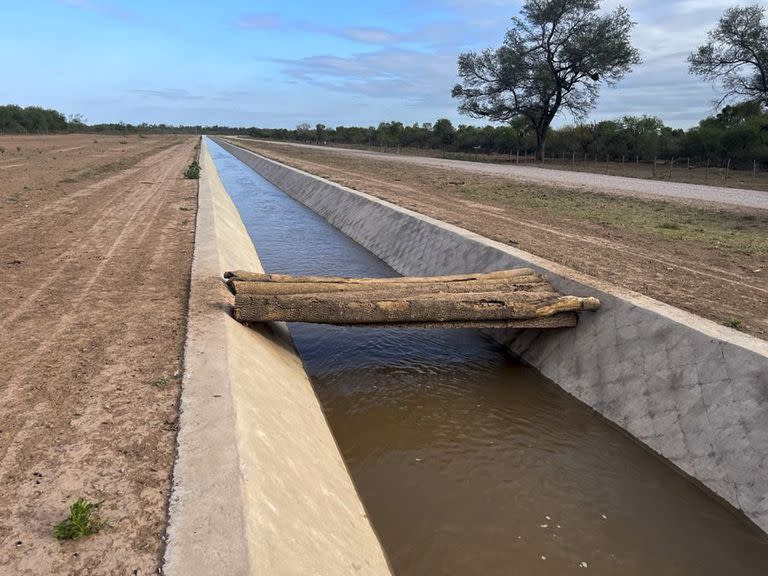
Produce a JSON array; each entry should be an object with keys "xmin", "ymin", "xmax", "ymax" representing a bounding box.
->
[
  {"xmin": 688, "ymin": 5, "xmax": 768, "ymax": 107},
  {"xmin": 452, "ymin": 0, "xmax": 640, "ymax": 160}
]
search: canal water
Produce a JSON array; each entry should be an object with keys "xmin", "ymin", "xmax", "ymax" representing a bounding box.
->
[{"xmin": 207, "ymin": 138, "xmax": 768, "ymax": 575}]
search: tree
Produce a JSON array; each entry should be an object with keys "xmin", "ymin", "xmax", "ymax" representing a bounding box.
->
[
  {"xmin": 688, "ymin": 5, "xmax": 768, "ymax": 107},
  {"xmin": 433, "ymin": 118, "xmax": 456, "ymax": 146},
  {"xmin": 315, "ymin": 123, "xmax": 326, "ymax": 143},
  {"xmin": 451, "ymin": 0, "xmax": 640, "ymax": 160}
]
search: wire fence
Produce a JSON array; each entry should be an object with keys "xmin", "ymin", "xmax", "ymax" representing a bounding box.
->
[{"xmin": 312, "ymin": 141, "xmax": 768, "ymax": 192}]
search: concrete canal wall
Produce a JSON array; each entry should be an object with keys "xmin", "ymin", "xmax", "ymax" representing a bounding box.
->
[
  {"xmin": 214, "ymin": 137, "xmax": 768, "ymax": 534},
  {"xmin": 163, "ymin": 140, "xmax": 392, "ymax": 575}
]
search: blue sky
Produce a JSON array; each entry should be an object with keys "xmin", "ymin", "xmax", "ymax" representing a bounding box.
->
[{"xmin": 0, "ymin": 0, "xmax": 759, "ymax": 128}]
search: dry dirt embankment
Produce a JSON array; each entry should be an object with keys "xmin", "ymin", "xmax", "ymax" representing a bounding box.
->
[
  {"xmin": 227, "ymin": 138, "xmax": 768, "ymax": 340},
  {"xmin": 0, "ymin": 134, "xmax": 198, "ymax": 575}
]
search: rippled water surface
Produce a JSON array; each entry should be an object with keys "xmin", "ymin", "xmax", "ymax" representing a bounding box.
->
[{"xmin": 208, "ymin": 138, "xmax": 768, "ymax": 575}]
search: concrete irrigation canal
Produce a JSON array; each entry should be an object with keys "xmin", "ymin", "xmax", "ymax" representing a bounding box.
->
[{"xmin": 164, "ymin": 137, "xmax": 768, "ymax": 575}]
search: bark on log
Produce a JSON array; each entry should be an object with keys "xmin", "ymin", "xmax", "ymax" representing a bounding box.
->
[
  {"xmin": 225, "ymin": 268, "xmax": 536, "ymax": 286},
  {"xmin": 233, "ymin": 291, "xmax": 599, "ymax": 324},
  {"xmin": 225, "ymin": 269, "xmax": 600, "ymax": 327},
  {"xmin": 230, "ymin": 276, "xmax": 549, "ymax": 296}
]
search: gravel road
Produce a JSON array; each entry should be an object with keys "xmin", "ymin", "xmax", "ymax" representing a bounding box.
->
[{"xmin": 262, "ymin": 140, "xmax": 768, "ymax": 211}]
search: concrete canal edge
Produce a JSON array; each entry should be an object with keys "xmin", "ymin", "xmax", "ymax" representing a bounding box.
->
[
  {"xmin": 163, "ymin": 140, "xmax": 392, "ymax": 575},
  {"xmin": 214, "ymin": 137, "xmax": 768, "ymax": 535}
]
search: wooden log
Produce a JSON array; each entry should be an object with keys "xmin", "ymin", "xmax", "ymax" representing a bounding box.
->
[
  {"xmin": 225, "ymin": 268, "xmax": 536, "ymax": 286},
  {"xmin": 230, "ymin": 275, "xmax": 549, "ymax": 296},
  {"xmin": 233, "ymin": 290, "xmax": 599, "ymax": 324}
]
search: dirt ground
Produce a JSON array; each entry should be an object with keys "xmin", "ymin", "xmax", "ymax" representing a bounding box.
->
[
  {"xmin": 226, "ymin": 138, "xmax": 768, "ymax": 340},
  {"xmin": 0, "ymin": 134, "xmax": 198, "ymax": 575},
  {"xmin": 322, "ymin": 143, "xmax": 768, "ymax": 194}
]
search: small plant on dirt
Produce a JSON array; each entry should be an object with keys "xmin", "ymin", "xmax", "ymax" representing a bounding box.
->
[
  {"xmin": 53, "ymin": 498, "xmax": 107, "ymax": 540},
  {"xmin": 184, "ymin": 160, "xmax": 200, "ymax": 179},
  {"xmin": 0, "ymin": 146, "xmax": 5, "ymax": 154},
  {"xmin": 152, "ymin": 375, "xmax": 170, "ymax": 388},
  {"xmin": 119, "ymin": 140, "xmax": 128, "ymax": 145},
  {"xmin": 16, "ymin": 146, "xmax": 21, "ymax": 152},
  {"xmin": 93, "ymin": 139, "xmax": 98, "ymax": 144},
  {"xmin": 59, "ymin": 177, "xmax": 77, "ymax": 184},
  {"xmin": 726, "ymin": 317, "xmax": 743, "ymax": 330}
]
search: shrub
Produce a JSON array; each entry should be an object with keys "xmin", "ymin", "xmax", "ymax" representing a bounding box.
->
[
  {"xmin": 184, "ymin": 160, "xmax": 200, "ymax": 179},
  {"xmin": 53, "ymin": 498, "xmax": 107, "ymax": 540}
]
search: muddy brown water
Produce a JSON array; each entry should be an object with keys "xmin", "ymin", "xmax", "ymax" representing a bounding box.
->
[{"xmin": 208, "ymin": 138, "xmax": 768, "ymax": 575}]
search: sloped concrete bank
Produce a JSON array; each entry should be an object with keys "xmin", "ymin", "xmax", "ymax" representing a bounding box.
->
[
  {"xmin": 214, "ymin": 137, "xmax": 768, "ymax": 534},
  {"xmin": 163, "ymin": 140, "xmax": 391, "ymax": 575}
]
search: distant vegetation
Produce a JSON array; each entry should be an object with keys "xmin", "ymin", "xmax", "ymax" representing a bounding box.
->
[
  {"xmin": 249, "ymin": 101, "xmax": 768, "ymax": 168},
  {"xmin": 5, "ymin": 101, "xmax": 768, "ymax": 168},
  {"xmin": 0, "ymin": 105, "xmax": 68, "ymax": 133}
]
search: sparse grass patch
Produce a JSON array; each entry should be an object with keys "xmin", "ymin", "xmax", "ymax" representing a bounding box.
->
[
  {"xmin": 151, "ymin": 375, "xmax": 170, "ymax": 388},
  {"xmin": 726, "ymin": 317, "xmax": 743, "ymax": 330},
  {"xmin": 657, "ymin": 222, "xmax": 680, "ymax": 230},
  {"xmin": 457, "ymin": 179, "xmax": 768, "ymax": 255},
  {"xmin": 59, "ymin": 177, "xmax": 78, "ymax": 184},
  {"xmin": 184, "ymin": 160, "xmax": 200, "ymax": 179},
  {"xmin": 53, "ymin": 498, "xmax": 107, "ymax": 540},
  {"xmin": 0, "ymin": 146, "xmax": 5, "ymax": 154},
  {"xmin": 16, "ymin": 146, "xmax": 21, "ymax": 152},
  {"xmin": 179, "ymin": 206, "xmax": 192, "ymax": 211}
]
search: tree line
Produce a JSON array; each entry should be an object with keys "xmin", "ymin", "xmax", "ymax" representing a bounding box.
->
[
  {"xmin": 248, "ymin": 100, "xmax": 768, "ymax": 166},
  {"xmin": 6, "ymin": 100, "xmax": 768, "ymax": 167},
  {"xmin": 0, "ymin": 107, "xmax": 254, "ymax": 136},
  {"xmin": 0, "ymin": 105, "xmax": 69, "ymax": 133}
]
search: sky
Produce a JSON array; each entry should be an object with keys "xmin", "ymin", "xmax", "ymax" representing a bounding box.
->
[{"xmin": 0, "ymin": 0, "xmax": 763, "ymax": 129}]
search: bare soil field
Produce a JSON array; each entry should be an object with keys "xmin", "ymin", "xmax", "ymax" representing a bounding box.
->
[
  {"xmin": 227, "ymin": 138, "xmax": 768, "ymax": 340},
  {"xmin": 0, "ymin": 134, "xmax": 198, "ymax": 575}
]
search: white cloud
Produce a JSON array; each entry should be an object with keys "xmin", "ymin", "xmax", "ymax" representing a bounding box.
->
[
  {"xmin": 232, "ymin": 13, "xmax": 281, "ymax": 30},
  {"xmin": 340, "ymin": 27, "xmax": 401, "ymax": 44},
  {"xmin": 277, "ymin": 48, "xmax": 457, "ymax": 105}
]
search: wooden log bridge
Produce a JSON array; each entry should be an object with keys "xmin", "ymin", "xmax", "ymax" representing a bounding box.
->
[{"xmin": 224, "ymin": 268, "xmax": 599, "ymax": 329}]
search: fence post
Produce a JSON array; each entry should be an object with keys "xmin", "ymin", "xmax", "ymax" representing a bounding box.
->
[{"xmin": 726, "ymin": 158, "xmax": 731, "ymax": 181}]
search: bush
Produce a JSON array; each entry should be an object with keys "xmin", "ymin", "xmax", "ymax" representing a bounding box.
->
[
  {"xmin": 184, "ymin": 160, "xmax": 200, "ymax": 179},
  {"xmin": 53, "ymin": 498, "xmax": 107, "ymax": 540}
]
